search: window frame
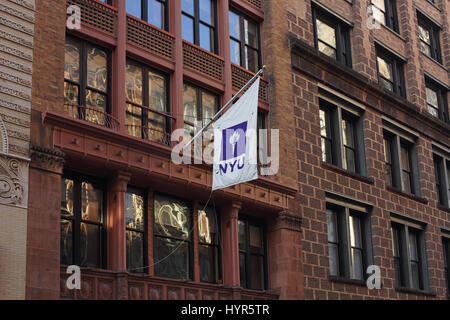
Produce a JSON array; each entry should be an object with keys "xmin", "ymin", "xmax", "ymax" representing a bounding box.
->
[
  {"xmin": 64, "ymin": 36, "xmax": 112, "ymax": 120},
  {"xmin": 238, "ymin": 215, "xmax": 268, "ymax": 291},
  {"xmin": 443, "ymin": 235, "xmax": 450, "ymax": 295},
  {"xmin": 125, "ymin": 187, "xmax": 148, "ymax": 274},
  {"xmin": 60, "ymin": 172, "xmax": 107, "ymax": 269},
  {"xmin": 312, "ymin": 6, "xmax": 352, "ymax": 67},
  {"xmin": 319, "ymin": 98, "xmax": 366, "ymax": 176},
  {"xmin": 391, "ymin": 217, "xmax": 429, "ymax": 291},
  {"xmin": 326, "ymin": 201, "xmax": 373, "ymax": 281},
  {"xmin": 433, "ymin": 150, "xmax": 450, "ymax": 208},
  {"xmin": 376, "ymin": 46, "xmax": 406, "ymax": 98},
  {"xmin": 229, "ymin": 9, "xmax": 261, "ymax": 73},
  {"xmin": 383, "ymin": 129, "xmax": 421, "ymax": 196},
  {"xmin": 126, "ymin": 0, "xmax": 168, "ymax": 31},
  {"xmin": 417, "ymin": 12, "xmax": 442, "ymax": 63},
  {"xmin": 371, "ymin": 0, "xmax": 399, "ymax": 33},
  {"xmin": 182, "ymin": 0, "xmax": 218, "ymax": 53},
  {"xmin": 425, "ymin": 77, "xmax": 449, "ymax": 123}
]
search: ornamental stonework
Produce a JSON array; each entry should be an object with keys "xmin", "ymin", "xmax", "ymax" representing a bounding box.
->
[{"xmin": 0, "ymin": 154, "xmax": 28, "ymax": 207}]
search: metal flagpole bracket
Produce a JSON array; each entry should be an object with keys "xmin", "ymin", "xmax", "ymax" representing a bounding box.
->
[{"xmin": 182, "ymin": 67, "xmax": 265, "ymax": 151}]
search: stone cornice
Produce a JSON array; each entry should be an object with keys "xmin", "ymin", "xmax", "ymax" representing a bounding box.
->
[
  {"xmin": 273, "ymin": 210, "xmax": 302, "ymax": 232},
  {"xmin": 30, "ymin": 144, "xmax": 65, "ymax": 174}
]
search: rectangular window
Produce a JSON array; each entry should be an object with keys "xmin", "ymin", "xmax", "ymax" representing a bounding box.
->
[
  {"xmin": 433, "ymin": 153, "xmax": 450, "ymax": 208},
  {"xmin": 126, "ymin": 0, "xmax": 167, "ymax": 30},
  {"xmin": 182, "ymin": 0, "xmax": 217, "ymax": 53},
  {"xmin": 391, "ymin": 219, "xmax": 428, "ymax": 291},
  {"xmin": 383, "ymin": 130, "xmax": 420, "ymax": 195},
  {"xmin": 371, "ymin": 0, "xmax": 399, "ymax": 33},
  {"xmin": 326, "ymin": 203, "xmax": 372, "ymax": 281},
  {"xmin": 61, "ymin": 175, "xmax": 106, "ymax": 268},
  {"xmin": 125, "ymin": 60, "xmax": 171, "ymax": 145},
  {"xmin": 425, "ymin": 77, "xmax": 448, "ymax": 123},
  {"xmin": 229, "ymin": 10, "xmax": 260, "ymax": 73},
  {"xmin": 376, "ymin": 47, "xmax": 405, "ymax": 97},
  {"xmin": 319, "ymin": 99, "xmax": 365, "ymax": 175},
  {"xmin": 64, "ymin": 37, "xmax": 110, "ymax": 127},
  {"xmin": 418, "ymin": 13, "xmax": 442, "ymax": 63},
  {"xmin": 198, "ymin": 206, "xmax": 221, "ymax": 283},
  {"xmin": 238, "ymin": 217, "xmax": 266, "ymax": 290},
  {"xmin": 183, "ymin": 83, "xmax": 218, "ymax": 152},
  {"xmin": 153, "ymin": 194, "xmax": 192, "ymax": 280},
  {"xmin": 313, "ymin": 7, "xmax": 352, "ymax": 67},
  {"xmin": 443, "ymin": 237, "xmax": 450, "ymax": 294},
  {"xmin": 126, "ymin": 188, "xmax": 147, "ymax": 273}
]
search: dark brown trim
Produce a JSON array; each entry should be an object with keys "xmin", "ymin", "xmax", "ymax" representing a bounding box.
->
[
  {"xmin": 395, "ymin": 286, "xmax": 436, "ymax": 297},
  {"xmin": 386, "ymin": 185, "xmax": 429, "ymax": 204}
]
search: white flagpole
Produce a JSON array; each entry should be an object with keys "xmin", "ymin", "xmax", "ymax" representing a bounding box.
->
[{"xmin": 182, "ymin": 66, "xmax": 265, "ymax": 151}]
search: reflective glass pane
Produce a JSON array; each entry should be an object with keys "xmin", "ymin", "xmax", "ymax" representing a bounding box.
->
[
  {"xmin": 409, "ymin": 232, "xmax": 418, "ymax": 260},
  {"xmin": 351, "ymin": 249, "xmax": 364, "ymax": 280},
  {"xmin": 154, "ymin": 237, "xmax": 189, "ymax": 279},
  {"xmin": 199, "ymin": 23, "xmax": 213, "ymax": 52},
  {"xmin": 202, "ymin": 91, "xmax": 217, "ymax": 125},
  {"xmin": 318, "ymin": 42, "xmax": 337, "ymax": 59},
  {"xmin": 245, "ymin": 19, "xmax": 258, "ymax": 47},
  {"xmin": 349, "ymin": 215, "xmax": 362, "ymax": 248},
  {"xmin": 198, "ymin": 206, "xmax": 218, "ymax": 244},
  {"xmin": 199, "ymin": 244, "xmax": 216, "ymax": 283},
  {"xmin": 328, "ymin": 244, "xmax": 339, "ymax": 276},
  {"xmin": 81, "ymin": 182, "xmax": 103, "ymax": 222},
  {"xmin": 316, "ymin": 19, "xmax": 336, "ymax": 48},
  {"xmin": 249, "ymin": 254, "xmax": 264, "ymax": 290},
  {"xmin": 61, "ymin": 178, "xmax": 74, "ymax": 216},
  {"xmin": 183, "ymin": 84, "xmax": 197, "ymax": 123},
  {"xmin": 245, "ymin": 47, "xmax": 259, "ymax": 73},
  {"xmin": 182, "ymin": 15, "xmax": 194, "ymax": 43},
  {"xmin": 420, "ymin": 41, "xmax": 431, "ymax": 56},
  {"xmin": 401, "ymin": 145, "xmax": 410, "ymax": 171},
  {"xmin": 147, "ymin": 111, "xmax": 166, "ymax": 143},
  {"xmin": 239, "ymin": 252, "xmax": 247, "ymax": 287},
  {"xmin": 345, "ymin": 147, "xmax": 356, "ymax": 172},
  {"xmin": 148, "ymin": 0, "xmax": 163, "ymax": 29},
  {"xmin": 126, "ymin": 230, "xmax": 144, "ymax": 272},
  {"xmin": 181, "ymin": 0, "xmax": 194, "ymax": 15},
  {"xmin": 87, "ymin": 46, "xmax": 107, "ymax": 92},
  {"xmin": 60, "ymin": 219, "xmax": 73, "ymax": 265},
  {"xmin": 392, "ymin": 227, "xmax": 400, "ymax": 257},
  {"xmin": 149, "ymin": 71, "xmax": 166, "ymax": 112},
  {"xmin": 426, "ymin": 87, "xmax": 438, "ymax": 108},
  {"xmin": 80, "ymin": 223, "xmax": 101, "ymax": 267},
  {"xmin": 126, "ymin": 104, "xmax": 142, "ymax": 137},
  {"xmin": 238, "ymin": 220, "xmax": 246, "ymax": 250},
  {"xmin": 319, "ymin": 109, "xmax": 328, "ymax": 137},
  {"xmin": 230, "ymin": 39, "xmax": 241, "ymax": 65},
  {"xmin": 372, "ymin": 0, "xmax": 385, "ymax": 11},
  {"xmin": 326, "ymin": 209, "xmax": 338, "ymax": 243},
  {"xmin": 249, "ymin": 225, "xmax": 262, "ymax": 250},
  {"xmin": 126, "ymin": 192, "xmax": 145, "ymax": 231},
  {"xmin": 127, "ymin": 0, "xmax": 142, "ymax": 19},
  {"xmin": 125, "ymin": 63, "xmax": 143, "ymax": 105},
  {"xmin": 153, "ymin": 194, "xmax": 190, "ymax": 238},
  {"xmin": 418, "ymin": 25, "xmax": 430, "ymax": 45},
  {"xmin": 65, "ymin": 41, "xmax": 80, "ymax": 82},
  {"xmin": 384, "ymin": 138, "xmax": 392, "ymax": 163},
  {"xmin": 64, "ymin": 82, "xmax": 79, "ymax": 105},
  {"xmin": 229, "ymin": 11, "xmax": 240, "ymax": 39},
  {"xmin": 377, "ymin": 56, "xmax": 392, "ymax": 81},
  {"xmin": 199, "ymin": 0, "xmax": 213, "ymax": 24},
  {"xmin": 379, "ymin": 77, "xmax": 393, "ymax": 91},
  {"xmin": 427, "ymin": 104, "xmax": 439, "ymax": 118},
  {"xmin": 372, "ymin": 6, "xmax": 385, "ymax": 25},
  {"xmin": 342, "ymin": 119, "xmax": 355, "ymax": 148},
  {"xmin": 85, "ymin": 90, "xmax": 107, "ymax": 125},
  {"xmin": 402, "ymin": 171, "xmax": 412, "ymax": 193}
]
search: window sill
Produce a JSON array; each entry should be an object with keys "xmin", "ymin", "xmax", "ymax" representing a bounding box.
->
[
  {"xmin": 380, "ymin": 24, "xmax": 405, "ymax": 42},
  {"xmin": 321, "ymin": 162, "xmax": 374, "ymax": 184},
  {"xmin": 395, "ymin": 286, "xmax": 436, "ymax": 297},
  {"xmin": 426, "ymin": 0, "xmax": 442, "ymax": 12},
  {"xmin": 421, "ymin": 52, "xmax": 447, "ymax": 72},
  {"xmin": 386, "ymin": 185, "xmax": 428, "ymax": 204},
  {"xmin": 329, "ymin": 276, "xmax": 367, "ymax": 287},
  {"xmin": 437, "ymin": 204, "xmax": 450, "ymax": 213}
]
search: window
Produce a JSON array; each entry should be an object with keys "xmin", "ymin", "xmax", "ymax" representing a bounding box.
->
[
  {"xmin": 418, "ymin": 13, "xmax": 442, "ymax": 63},
  {"xmin": 60, "ymin": 175, "xmax": 106, "ymax": 268},
  {"xmin": 443, "ymin": 236, "xmax": 450, "ymax": 294},
  {"xmin": 126, "ymin": 0, "xmax": 167, "ymax": 30},
  {"xmin": 99, "ymin": 0, "xmax": 112, "ymax": 4},
  {"xmin": 383, "ymin": 131, "xmax": 420, "ymax": 195},
  {"xmin": 126, "ymin": 188, "xmax": 147, "ymax": 273},
  {"xmin": 371, "ymin": 0, "xmax": 399, "ymax": 33},
  {"xmin": 64, "ymin": 37, "xmax": 110, "ymax": 126},
  {"xmin": 198, "ymin": 206, "xmax": 221, "ymax": 283},
  {"xmin": 182, "ymin": 0, "xmax": 217, "ymax": 53},
  {"xmin": 313, "ymin": 8, "xmax": 352, "ymax": 67},
  {"xmin": 125, "ymin": 60, "xmax": 171, "ymax": 145},
  {"xmin": 391, "ymin": 219, "xmax": 428, "ymax": 291},
  {"xmin": 376, "ymin": 47, "xmax": 405, "ymax": 97},
  {"xmin": 425, "ymin": 77, "xmax": 448, "ymax": 123},
  {"xmin": 183, "ymin": 83, "xmax": 218, "ymax": 151},
  {"xmin": 153, "ymin": 194, "xmax": 192, "ymax": 280},
  {"xmin": 433, "ymin": 152, "xmax": 450, "ymax": 208},
  {"xmin": 326, "ymin": 202, "xmax": 372, "ymax": 280},
  {"xmin": 319, "ymin": 98, "xmax": 365, "ymax": 175},
  {"xmin": 238, "ymin": 217, "xmax": 266, "ymax": 290},
  {"xmin": 229, "ymin": 10, "xmax": 260, "ymax": 73}
]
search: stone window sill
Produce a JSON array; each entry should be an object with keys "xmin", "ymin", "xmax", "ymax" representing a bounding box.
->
[
  {"xmin": 380, "ymin": 23, "xmax": 406, "ymax": 42},
  {"xmin": 321, "ymin": 162, "xmax": 375, "ymax": 185},
  {"xmin": 329, "ymin": 276, "xmax": 367, "ymax": 287},
  {"xmin": 437, "ymin": 204, "xmax": 450, "ymax": 213},
  {"xmin": 395, "ymin": 286, "xmax": 436, "ymax": 297},
  {"xmin": 421, "ymin": 52, "xmax": 447, "ymax": 71},
  {"xmin": 386, "ymin": 185, "xmax": 428, "ymax": 204}
]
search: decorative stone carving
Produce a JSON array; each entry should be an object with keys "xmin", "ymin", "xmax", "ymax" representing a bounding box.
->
[
  {"xmin": 0, "ymin": 117, "xmax": 8, "ymax": 153},
  {"xmin": 30, "ymin": 144, "xmax": 65, "ymax": 174},
  {"xmin": 0, "ymin": 154, "xmax": 27, "ymax": 207},
  {"xmin": 273, "ymin": 210, "xmax": 302, "ymax": 232}
]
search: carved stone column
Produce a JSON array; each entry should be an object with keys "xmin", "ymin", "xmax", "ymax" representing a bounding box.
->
[
  {"xmin": 221, "ymin": 202, "xmax": 241, "ymax": 288},
  {"xmin": 267, "ymin": 210, "xmax": 303, "ymax": 300}
]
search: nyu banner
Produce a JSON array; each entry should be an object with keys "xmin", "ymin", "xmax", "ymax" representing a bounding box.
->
[{"xmin": 212, "ymin": 78, "xmax": 260, "ymax": 190}]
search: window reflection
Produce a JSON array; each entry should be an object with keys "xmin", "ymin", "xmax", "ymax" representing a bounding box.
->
[{"xmin": 126, "ymin": 191, "xmax": 146, "ymax": 272}]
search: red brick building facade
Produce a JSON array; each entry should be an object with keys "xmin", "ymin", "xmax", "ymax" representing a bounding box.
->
[{"xmin": 24, "ymin": 0, "xmax": 449, "ymax": 300}]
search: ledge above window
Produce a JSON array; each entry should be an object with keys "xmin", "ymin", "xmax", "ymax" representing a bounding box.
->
[
  {"xmin": 386, "ymin": 185, "xmax": 428, "ymax": 204},
  {"xmin": 321, "ymin": 162, "xmax": 374, "ymax": 185},
  {"xmin": 395, "ymin": 286, "xmax": 436, "ymax": 297},
  {"xmin": 329, "ymin": 275, "xmax": 368, "ymax": 287}
]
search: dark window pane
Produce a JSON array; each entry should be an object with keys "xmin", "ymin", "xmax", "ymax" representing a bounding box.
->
[
  {"xmin": 154, "ymin": 237, "xmax": 189, "ymax": 279},
  {"xmin": 80, "ymin": 223, "xmax": 101, "ymax": 267},
  {"xmin": 345, "ymin": 147, "xmax": 356, "ymax": 172},
  {"xmin": 351, "ymin": 248, "xmax": 364, "ymax": 280},
  {"xmin": 328, "ymin": 244, "xmax": 339, "ymax": 276},
  {"xmin": 126, "ymin": 230, "xmax": 145, "ymax": 272},
  {"xmin": 127, "ymin": 0, "xmax": 142, "ymax": 19},
  {"xmin": 238, "ymin": 220, "xmax": 246, "ymax": 251},
  {"xmin": 327, "ymin": 209, "xmax": 338, "ymax": 243},
  {"xmin": 61, "ymin": 219, "xmax": 73, "ymax": 265},
  {"xmin": 126, "ymin": 104, "xmax": 143, "ymax": 137},
  {"xmin": 182, "ymin": 15, "xmax": 195, "ymax": 43},
  {"xmin": 245, "ymin": 19, "xmax": 258, "ymax": 47},
  {"xmin": 199, "ymin": 244, "xmax": 216, "ymax": 282},
  {"xmin": 249, "ymin": 225, "xmax": 263, "ymax": 252},
  {"xmin": 239, "ymin": 252, "xmax": 247, "ymax": 287},
  {"xmin": 148, "ymin": 0, "xmax": 163, "ymax": 29},
  {"xmin": 153, "ymin": 194, "xmax": 190, "ymax": 239},
  {"xmin": 87, "ymin": 46, "xmax": 107, "ymax": 92},
  {"xmin": 249, "ymin": 254, "xmax": 264, "ymax": 290},
  {"xmin": 61, "ymin": 178, "xmax": 74, "ymax": 216},
  {"xmin": 81, "ymin": 182, "xmax": 103, "ymax": 223},
  {"xmin": 245, "ymin": 47, "xmax": 259, "ymax": 72}
]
